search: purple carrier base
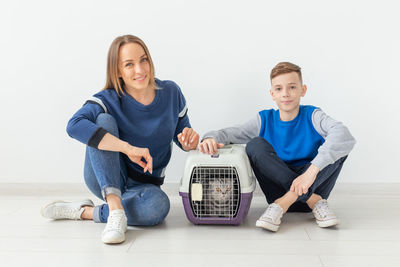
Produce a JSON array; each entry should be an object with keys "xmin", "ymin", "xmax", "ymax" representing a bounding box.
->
[{"xmin": 179, "ymin": 192, "xmax": 253, "ymax": 225}]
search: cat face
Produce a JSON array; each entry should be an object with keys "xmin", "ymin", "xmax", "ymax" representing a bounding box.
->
[
  {"xmin": 215, "ymin": 186, "xmax": 231, "ymax": 196},
  {"xmin": 208, "ymin": 179, "xmax": 232, "ymax": 203}
]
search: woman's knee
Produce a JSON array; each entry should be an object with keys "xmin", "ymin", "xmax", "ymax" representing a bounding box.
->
[
  {"xmin": 124, "ymin": 185, "xmax": 170, "ymax": 226},
  {"xmin": 142, "ymin": 189, "xmax": 170, "ymax": 226},
  {"xmin": 83, "ymin": 149, "xmax": 104, "ymax": 200},
  {"xmin": 95, "ymin": 113, "xmax": 118, "ymax": 137}
]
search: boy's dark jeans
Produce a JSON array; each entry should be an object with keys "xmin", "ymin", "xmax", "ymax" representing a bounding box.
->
[{"xmin": 246, "ymin": 137, "xmax": 347, "ymax": 212}]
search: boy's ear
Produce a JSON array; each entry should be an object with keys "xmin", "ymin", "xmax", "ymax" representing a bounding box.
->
[
  {"xmin": 301, "ymin": 85, "xmax": 307, "ymax": 97},
  {"xmin": 269, "ymin": 88, "xmax": 275, "ymax": 100}
]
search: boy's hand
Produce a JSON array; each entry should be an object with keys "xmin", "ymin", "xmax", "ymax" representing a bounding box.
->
[
  {"xmin": 198, "ymin": 138, "xmax": 224, "ymax": 155},
  {"xmin": 177, "ymin": 127, "xmax": 199, "ymax": 151},
  {"xmin": 290, "ymin": 164, "xmax": 320, "ymax": 196}
]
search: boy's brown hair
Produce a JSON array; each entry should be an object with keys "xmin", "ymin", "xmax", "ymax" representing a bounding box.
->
[{"xmin": 270, "ymin": 62, "xmax": 302, "ymax": 83}]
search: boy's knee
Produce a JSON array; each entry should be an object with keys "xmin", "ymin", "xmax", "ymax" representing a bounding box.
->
[
  {"xmin": 338, "ymin": 155, "xmax": 348, "ymax": 165},
  {"xmin": 246, "ymin": 137, "xmax": 275, "ymax": 160},
  {"xmin": 95, "ymin": 113, "xmax": 118, "ymax": 136}
]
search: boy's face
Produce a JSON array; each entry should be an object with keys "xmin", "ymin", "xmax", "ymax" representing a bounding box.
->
[{"xmin": 270, "ymin": 72, "xmax": 307, "ymax": 114}]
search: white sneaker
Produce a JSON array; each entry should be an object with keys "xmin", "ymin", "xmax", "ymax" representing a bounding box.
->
[
  {"xmin": 41, "ymin": 199, "xmax": 94, "ymax": 220},
  {"xmin": 255, "ymin": 203, "xmax": 283, "ymax": 232},
  {"xmin": 102, "ymin": 209, "xmax": 127, "ymax": 244},
  {"xmin": 312, "ymin": 199, "xmax": 339, "ymax": 228}
]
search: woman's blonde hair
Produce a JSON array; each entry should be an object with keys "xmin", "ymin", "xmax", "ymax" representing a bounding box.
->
[{"xmin": 103, "ymin": 35, "xmax": 156, "ymax": 96}]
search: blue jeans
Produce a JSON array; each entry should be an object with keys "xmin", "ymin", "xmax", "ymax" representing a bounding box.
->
[
  {"xmin": 246, "ymin": 137, "xmax": 347, "ymax": 212},
  {"xmin": 84, "ymin": 113, "xmax": 170, "ymax": 225}
]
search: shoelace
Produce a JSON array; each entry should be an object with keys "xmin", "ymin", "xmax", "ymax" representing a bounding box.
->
[
  {"xmin": 105, "ymin": 212, "xmax": 124, "ymax": 232},
  {"xmin": 315, "ymin": 201, "xmax": 331, "ymax": 218},
  {"xmin": 262, "ymin": 205, "xmax": 281, "ymax": 221},
  {"xmin": 55, "ymin": 207, "xmax": 82, "ymax": 220}
]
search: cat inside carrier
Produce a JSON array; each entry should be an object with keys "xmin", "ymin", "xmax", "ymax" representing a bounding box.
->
[{"xmin": 179, "ymin": 145, "xmax": 256, "ymax": 225}]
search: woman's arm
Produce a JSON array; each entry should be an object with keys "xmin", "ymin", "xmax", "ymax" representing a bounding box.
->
[
  {"xmin": 98, "ymin": 133, "xmax": 153, "ymax": 174},
  {"xmin": 67, "ymin": 101, "xmax": 153, "ymax": 173},
  {"xmin": 67, "ymin": 103, "xmax": 106, "ymax": 145},
  {"xmin": 171, "ymin": 81, "xmax": 200, "ymax": 151}
]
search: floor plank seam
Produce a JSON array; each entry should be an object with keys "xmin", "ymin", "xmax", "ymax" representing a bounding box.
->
[
  {"xmin": 318, "ymin": 255, "xmax": 325, "ymax": 267},
  {"xmin": 126, "ymin": 238, "xmax": 135, "ymax": 252},
  {"xmin": 304, "ymin": 228, "xmax": 312, "ymax": 240}
]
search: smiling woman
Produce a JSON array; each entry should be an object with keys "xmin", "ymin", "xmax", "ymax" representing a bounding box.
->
[
  {"xmin": 41, "ymin": 35, "xmax": 200, "ymax": 245},
  {"xmin": 104, "ymin": 35, "xmax": 157, "ymax": 97}
]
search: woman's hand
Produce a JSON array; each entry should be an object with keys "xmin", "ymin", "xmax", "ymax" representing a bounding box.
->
[
  {"xmin": 123, "ymin": 144, "xmax": 153, "ymax": 174},
  {"xmin": 97, "ymin": 133, "xmax": 153, "ymax": 174},
  {"xmin": 177, "ymin": 127, "xmax": 199, "ymax": 151},
  {"xmin": 290, "ymin": 164, "xmax": 320, "ymax": 196},
  {"xmin": 198, "ymin": 138, "xmax": 224, "ymax": 155}
]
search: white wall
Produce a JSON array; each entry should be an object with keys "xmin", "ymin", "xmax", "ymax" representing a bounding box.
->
[{"xmin": 0, "ymin": 0, "xmax": 399, "ymax": 183}]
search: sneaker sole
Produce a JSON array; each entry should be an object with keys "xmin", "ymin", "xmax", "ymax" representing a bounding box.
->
[
  {"xmin": 102, "ymin": 234, "xmax": 126, "ymax": 244},
  {"xmin": 41, "ymin": 199, "xmax": 94, "ymax": 219},
  {"xmin": 316, "ymin": 218, "xmax": 339, "ymax": 228},
  {"xmin": 256, "ymin": 220, "xmax": 279, "ymax": 232}
]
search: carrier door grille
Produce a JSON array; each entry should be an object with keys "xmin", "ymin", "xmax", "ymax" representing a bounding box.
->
[{"xmin": 189, "ymin": 166, "xmax": 240, "ymax": 219}]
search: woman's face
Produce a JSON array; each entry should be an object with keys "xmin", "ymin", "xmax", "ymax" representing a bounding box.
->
[{"xmin": 118, "ymin": 42, "xmax": 151, "ymax": 92}]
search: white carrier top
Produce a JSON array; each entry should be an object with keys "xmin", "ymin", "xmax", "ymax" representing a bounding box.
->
[{"xmin": 179, "ymin": 145, "xmax": 256, "ymax": 194}]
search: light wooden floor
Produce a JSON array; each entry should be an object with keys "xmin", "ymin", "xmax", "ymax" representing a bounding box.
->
[{"xmin": 1, "ymin": 183, "xmax": 399, "ymax": 267}]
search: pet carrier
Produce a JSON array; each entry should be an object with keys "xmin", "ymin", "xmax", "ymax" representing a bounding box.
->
[{"xmin": 179, "ymin": 144, "xmax": 256, "ymax": 225}]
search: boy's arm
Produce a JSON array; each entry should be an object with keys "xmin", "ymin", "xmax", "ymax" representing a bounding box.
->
[
  {"xmin": 291, "ymin": 109, "xmax": 356, "ymax": 196},
  {"xmin": 311, "ymin": 109, "xmax": 356, "ymax": 170},
  {"xmin": 202, "ymin": 114, "xmax": 262, "ymax": 144}
]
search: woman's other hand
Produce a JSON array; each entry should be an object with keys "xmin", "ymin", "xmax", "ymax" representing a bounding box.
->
[{"xmin": 177, "ymin": 127, "xmax": 199, "ymax": 151}]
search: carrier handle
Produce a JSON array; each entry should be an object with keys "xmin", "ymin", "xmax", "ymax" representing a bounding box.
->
[{"xmin": 210, "ymin": 144, "xmax": 233, "ymax": 158}]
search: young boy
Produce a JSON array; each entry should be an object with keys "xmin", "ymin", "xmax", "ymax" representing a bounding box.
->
[{"xmin": 199, "ymin": 62, "xmax": 356, "ymax": 232}]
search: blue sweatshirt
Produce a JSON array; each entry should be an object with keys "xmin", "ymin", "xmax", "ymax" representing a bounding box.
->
[{"xmin": 67, "ymin": 79, "xmax": 191, "ymax": 181}]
